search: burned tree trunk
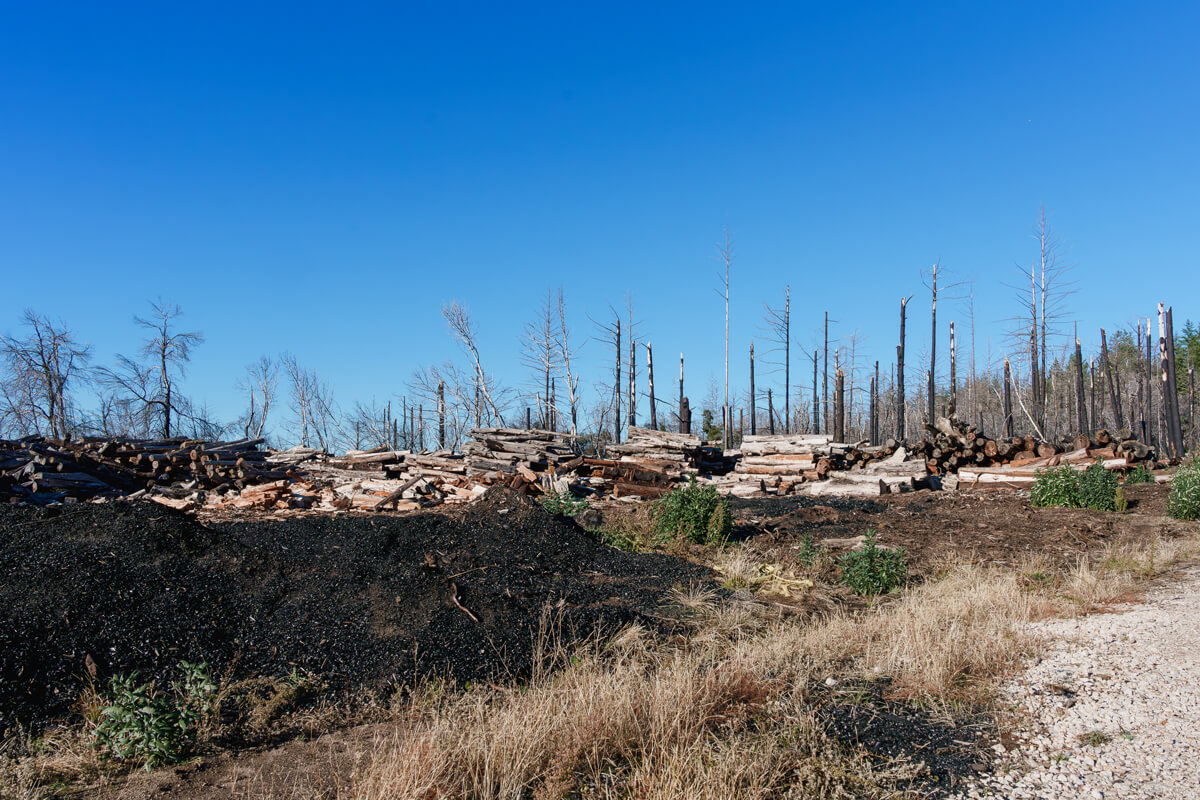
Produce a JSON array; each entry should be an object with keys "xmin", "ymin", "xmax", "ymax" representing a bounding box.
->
[
  {"xmin": 749, "ymin": 341, "xmax": 757, "ymax": 435},
  {"xmin": 1003, "ymin": 357, "xmax": 1014, "ymax": 438},
  {"xmin": 628, "ymin": 336, "xmax": 636, "ymax": 431},
  {"xmin": 1074, "ymin": 329, "xmax": 1089, "ymax": 434},
  {"xmin": 897, "ymin": 296, "xmax": 908, "ymax": 441},
  {"xmin": 834, "ymin": 369, "xmax": 845, "ymax": 443},
  {"xmin": 678, "ymin": 353, "xmax": 685, "ymax": 433},
  {"xmin": 646, "ymin": 343, "xmax": 657, "ymax": 430},
  {"xmin": 614, "ymin": 319, "xmax": 622, "ymax": 443},
  {"xmin": 812, "ymin": 351, "xmax": 819, "ymax": 433},
  {"xmin": 949, "ymin": 320, "xmax": 957, "ymax": 413},
  {"xmin": 1101, "ymin": 328, "xmax": 1124, "ymax": 431},
  {"xmin": 823, "ymin": 311, "xmax": 830, "ymax": 435}
]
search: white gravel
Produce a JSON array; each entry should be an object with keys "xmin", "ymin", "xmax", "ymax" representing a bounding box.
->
[{"xmin": 954, "ymin": 567, "xmax": 1200, "ymax": 800}]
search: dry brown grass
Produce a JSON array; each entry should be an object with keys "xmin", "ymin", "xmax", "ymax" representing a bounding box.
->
[
  {"xmin": 349, "ymin": 528, "xmax": 1200, "ymax": 800},
  {"xmin": 8, "ymin": 526, "xmax": 1197, "ymax": 800}
]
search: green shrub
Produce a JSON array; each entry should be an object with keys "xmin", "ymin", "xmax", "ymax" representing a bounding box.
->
[
  {"xmin": 797, "ymin": 533, "xmax": 824, "ymax": 566},
  {"xmin": 1030, "ymin": 466, "xmax": 1082, "ymax": 508},
  {"xmin": 654, "ymin": 478, "xmax": 732, "ymax": 546},
  {"xmin": 1079, "ymin": 460, "xmax": 1119, "ymax": 511},
  {"xmin": 837, "ymin": 530, "xmax": 908, "ymax": 596},
  {"xmin": 93, "ymin": 661, "xmax": 216, "ymax": 770},
  {"xmin": 1167, "ymin": 465, "xmax": 1200, "ymax": 520},
  {"xmin": 1114, "ymin": 486, "xmax": 1127, "ymax": 513},
  {"xmin": 1125, "ymin": 464, "xmax": 1155, "ymax": 485},
  {"xmin": 539, "ymin": 490, "xmax": 589, "ymax": 517}
]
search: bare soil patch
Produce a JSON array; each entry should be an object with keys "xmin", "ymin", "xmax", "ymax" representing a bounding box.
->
[{"xmin": 738, "ymin": 483, "xmax": 1183, "ymax": 576}]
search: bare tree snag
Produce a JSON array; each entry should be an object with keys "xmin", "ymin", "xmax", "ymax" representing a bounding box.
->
[
  {"xmin": 929, "ymin": 262, "xmax": 938, "ymax": 425},
  {"xmin": 812, "ymin": 350, "xmax": 819, "ymax": 433},
  {"xmin": 897, "ymin": 296, "xmax": 909, "ymax": 441},
  {"xmin": 949, "ymin": 320, "xmax": 957, "ymax": 414},
  {"xmin": 646, "ymin": 342, "xmax": 656, "ymax": 430},
  {"xmin": 749, "ymin": 341, "xmax": 757, "ymax": 436},
  {"xmin": 1101, "ymin": 328, "xmax": 1124, "ymax": 431},
  {"xmin": 834, "ymin": 368, "xmax": 845, "ymax": 443},
  {"xmin": 823, "ymin": 310, "xmax": 829, "ymax": 435},
  {"xmin": 438, "ymin": 380, "xmax": 445, "ymax": 448},
  {"xmin": 1073, "ymin": 327, "xmax": 1089, "ymax": 434},
  {"xmin": 1003, "ymin": 357, "xmax": 1014, "ymax": 438},
  {"xmin": 678, "ymin": 353, "xmax": 685, "ymax": 432}
]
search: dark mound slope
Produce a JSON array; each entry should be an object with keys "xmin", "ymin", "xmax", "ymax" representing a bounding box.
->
[{"xmin": 0, "ymin": 489, "xmax": 710, "ymax": 731}]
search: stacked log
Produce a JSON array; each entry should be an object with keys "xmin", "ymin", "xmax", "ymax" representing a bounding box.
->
[
  {"xmin": 0, "ymin": 436, "xmax": 287, "ymax": 503},
  {"xmin": 916, "ymin": 417, "xmax": 1160, "ymax": 489}
]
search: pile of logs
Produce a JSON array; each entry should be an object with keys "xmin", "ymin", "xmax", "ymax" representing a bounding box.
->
[
  {"xmin": 955, "ymin": 428, "xmax": 1160, "ymax": 488},
  {"xmin": 915, "ymin": 416, "xmax": 1161, "ymax": 489},
  {"xmin": 704, "ymin": 433, "xmax": 924, "ymax": 498},
  {"xmin": 0, "ymin": 436, "xmax": 288, "ymax": 504}
]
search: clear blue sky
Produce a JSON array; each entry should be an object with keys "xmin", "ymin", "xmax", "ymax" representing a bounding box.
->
[{"xmin": 2, "ymin": 2, "xmax": 1197, "ymax": 434}]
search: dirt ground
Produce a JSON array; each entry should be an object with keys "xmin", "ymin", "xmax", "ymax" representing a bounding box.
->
[
  {"xmin": 737, "ymin": 483, "xmax": 1184, "ymax": 577},
  {"xmin": 7, "ymin": 482, "xmax": 1191, "ymax": 798}
]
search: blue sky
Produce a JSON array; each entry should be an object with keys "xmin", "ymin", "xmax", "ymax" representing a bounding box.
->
[{"xmin": 2, "ymin": 2, "xmax": 1197, "ymax": 433}]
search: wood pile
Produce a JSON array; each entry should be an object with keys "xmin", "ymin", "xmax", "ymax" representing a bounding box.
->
[
  {"xmin": 916, "ymin": 416, "xmax": 1160, "ymax": 489},
  {"xmin": 0, "ymin": 436, "xmax": 287, "ymax": 504},
  {"xmin": 707, "ymin": 433, "xmax": 918, "ymax": 498}
]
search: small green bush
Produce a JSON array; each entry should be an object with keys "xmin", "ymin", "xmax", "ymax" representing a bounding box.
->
[
  {"xmin": 539, "ymin": 490, "xmax": 589, "ymax": 517},
  {"xmin": 1030, "ymin": 466, "xmax": 1082, "ymax": 508},
  {"xmin": 1079, "ymin": 460, "xmax": 1119, "ymax": 511},
  {"xmin": 838, "ymin": 530, "xmax": 908, "ymax": 596},
  {"xmin": 654, "ymin": 478, "xmax": 732, "ymax": 546},
  {"xmin": 93, "ymin": 661, "xmax": 216, "ymax": 770},
  {"xmin": 1167, "ymin": 465, "xmax": 1200, "ymax": 520},
  {"xmin": 1125, "ymin": 464, "xmax": 1154, "ymax": 485},
  {"xmin": 797, "ymin": 533, "xmax": 825, "ymax": 567}
]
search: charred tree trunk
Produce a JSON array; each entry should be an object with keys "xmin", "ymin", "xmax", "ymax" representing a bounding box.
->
[
  {"xmin": 834, "ymin": 369, "xmax": 845, "ymax": 443},
  {"xmin": 437, "ymin": 380, "xmax": 445, "ymax": 449},
  {"xmin": 614, "ymin": 319, "xmax": 622, "ymax": 443},
  {"xmin": 823, "ymin": 311, "xmax": 830, "ymax": 435},
  {"xmin": 1074, "ymin": 331, "xmax": 1089, "ymax": 434},
  {"xmin": 628, "ymin": 336, "xmax": 636, "ymax": 431},
  {"xmin": 1003, "ymin": 357, "xmax": 1014, "ymax": 438},
  {"xmin": 783, "ymin": 286, "xmax": 791, "ymax": 433},
  {"xmin": 1101, "ymin": 328, "xmax": 1124, "ymax": 430},
  {"xmin": 646, "ymin": 343, "xmax": 656, "ymax": 430},
  {"xmin": 767, "ymin": 388, "xmax": 775, "ymax": 435},
  {"xmin": 897, "ymin": 296, "xmax": 908, "ymax": 441},
  {"xmin": 678, "ymin": 353, "xmax": 685, "ymax": 433},
  {"xmin": 812, "ymin": 351, "xmax": 819, "ymax": 433},
  {"xmin": 749, "ymin": 341, "xmax": 756, "ymax": 435},
  {"xmin": 949, "ymin": 320, "xmax": 957, "ymax": 414}
]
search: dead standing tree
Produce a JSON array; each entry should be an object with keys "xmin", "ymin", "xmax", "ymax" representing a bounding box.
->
[
  {"xmin": 553, "ymin": 289, "xmax": 583, "ymax": 435},
  {"xmin": 238, "ymin": 355, "xmax": 278, "ymax": 440},
  {"xmin": 717, "ymin": 228, "xmax": 733, "ymax": 450},
  {"xmin": 444, "ymin": 300, "xmax": 505, "ymax": 427},
  {"xmin": 521, "ymin": 290, "xmax": 558, "ymax": 429},
  {"xmin": 97, "ymin": 301, "xmax": 205, "ymax": 439},
  {"xmin": 282, "ymin": 353, "xmax": 342, "ymax": 451},
  {"xmin": 896, "ymin": 295, "xmax": 910, "ymax": 441},
  {"xmin": 0, "ymin": 309, "xmax": 92, "ymax": 439},
  {"xmin": 761, "ymin": 285, "xmax": 791, "ymax": 433}
]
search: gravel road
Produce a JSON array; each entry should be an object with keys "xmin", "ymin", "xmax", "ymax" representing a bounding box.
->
[{"xmin": 955, "ymin": 567, "xmax": 1200, "ymax": 799}]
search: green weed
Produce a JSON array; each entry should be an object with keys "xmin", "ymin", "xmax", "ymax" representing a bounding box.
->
[{"xmin": 837, "ymin": 530, "xmax": 908, "ymax": 596}]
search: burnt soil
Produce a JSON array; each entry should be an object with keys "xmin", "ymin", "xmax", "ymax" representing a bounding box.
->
[
  {"xmin": 735, "ymin": 482, "xmax": 1185, "ymax": 577},
  {"xmin": 0, "ymin": 488, "xmax": 710, "ymax": 733}
]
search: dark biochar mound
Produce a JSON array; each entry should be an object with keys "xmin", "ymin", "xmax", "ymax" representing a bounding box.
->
[
  {"xmin": 0, "ymin": 488, "xmax": 711, "ymax": 732},
  {"xmin": 817, "ymin": 682, "xmax": 993, "ymax": 796}
]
